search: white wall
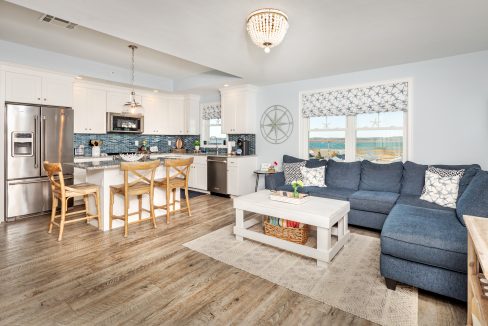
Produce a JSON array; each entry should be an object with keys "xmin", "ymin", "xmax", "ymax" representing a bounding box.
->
[{"xmin": 256, "ymin": 50, "xmax": 488, "ymax": 170}]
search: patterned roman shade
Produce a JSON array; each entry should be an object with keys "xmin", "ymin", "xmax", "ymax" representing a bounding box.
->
[
  {"xmin": 301, "ymin": 81, "xmax": 408, "ymax": 118},
  {"xmin": 201, "ymin": 103, "xmax": 221, "ymax": 120}
]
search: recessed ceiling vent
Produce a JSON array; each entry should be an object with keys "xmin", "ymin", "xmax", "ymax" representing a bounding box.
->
[{"xmin": 39, "ymin": 14, "xmax": 77, "ymax": 29}]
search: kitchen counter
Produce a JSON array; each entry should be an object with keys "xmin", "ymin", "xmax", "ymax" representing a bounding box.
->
[
  {"xmin": 71, "ymin": 158, "xmax": 168, "ymax": 170},
  {"xmin": 78, "ymin": 158, "xmax": 181, "ymax": 232}
]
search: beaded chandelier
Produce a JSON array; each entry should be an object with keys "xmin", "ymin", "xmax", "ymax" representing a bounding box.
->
[{"xmin": 246, "ymin": 8, "xmax": 289, "ymax": 54}]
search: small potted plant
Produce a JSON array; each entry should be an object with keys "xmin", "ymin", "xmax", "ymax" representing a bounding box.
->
[
  {"xmin": 291, "ymin": 180, "xmax": 304, "ymax": 198},
  {"xmin": 268, "ymin": 161, "xmax": 278, "ymax": 173},
  {"xmin": 193, "ymin": 139, "xmax": 201, "ymax": 152}
]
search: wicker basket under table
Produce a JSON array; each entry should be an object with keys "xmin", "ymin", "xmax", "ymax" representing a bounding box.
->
[{"xmin": 263, "ymin": 217, "xmax": 309, "ymax": 245}]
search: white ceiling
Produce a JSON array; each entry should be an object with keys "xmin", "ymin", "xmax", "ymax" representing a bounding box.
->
[{"xmin": 4, "ymin": 0, "xmax": 488, "ymax": 87}]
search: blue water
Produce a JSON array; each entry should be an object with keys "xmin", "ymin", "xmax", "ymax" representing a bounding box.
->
[{"xmin": 309, "ymin": 139, "xmax": 402, "ymax": 150}]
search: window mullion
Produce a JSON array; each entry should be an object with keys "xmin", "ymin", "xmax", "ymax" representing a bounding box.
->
[{"xmin": 345, "ymin": 116, "xmax": 356, "ymax": 161}]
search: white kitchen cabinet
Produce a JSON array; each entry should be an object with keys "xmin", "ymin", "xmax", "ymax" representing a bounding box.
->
[
  {"xmin": 142, "ymin": 95, "xmax": 167, "ymax": 135},
  {"xmin": 5, "ymin": 71, "xmax": 42, "ymax": 104},
  {"xmin": 106, "ymin": 90, "xmax": 142, "ymax": 113},
  {"xmin": 227, "ymin": 156, "xmax": 257, "ymax": 196},
  {"xmin": 220, "ymin": 84, "xmax": 257, "ymax": 134},
  {"xmin": 5, "ymin": 70, "xmax": 73, "ymax": 106},
  {"xmin": 73, "ymin": 85, "xmax": 107, "ymax": 134},
  {"xmin": 188, "ymin": 156, "xmax": 207, "ymax": 191},
  {"xmin": 167, "ymin": 96, "xmax": 185, "ymax": 135},
  {"xmin": 41, "ymin": 74, "xmax": 73, "ymax": 107},
  {"xmin": 184, "ymin": 94, "xmax": 201, "ymax": 135}
]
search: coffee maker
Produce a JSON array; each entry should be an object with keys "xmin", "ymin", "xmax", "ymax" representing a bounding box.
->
[{"xmin": 236, "ymin": 138, "xmax": 250, "ymax": 155}]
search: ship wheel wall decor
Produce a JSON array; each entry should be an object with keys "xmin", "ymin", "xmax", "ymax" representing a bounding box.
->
[{"xmin": 260, "ymin": 105, "xmax": 293, "ymax": 144}]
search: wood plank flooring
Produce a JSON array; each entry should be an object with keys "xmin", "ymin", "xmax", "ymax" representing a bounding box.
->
[{"xmin": 0, "ymin": 194, "xmax": 466, "ymax": 325}]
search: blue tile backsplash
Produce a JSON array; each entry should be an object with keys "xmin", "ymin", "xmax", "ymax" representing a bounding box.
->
[{"xmin": 74, "ymin": 133, "xmax": 256, "ymax": 155}]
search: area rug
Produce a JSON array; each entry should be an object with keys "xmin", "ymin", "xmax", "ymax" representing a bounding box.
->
[{"xmin": 183, "ymin": 225, "xmax": 418, "ymax": 326}]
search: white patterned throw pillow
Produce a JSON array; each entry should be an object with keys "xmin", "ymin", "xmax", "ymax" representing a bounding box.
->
[
  {"xmin": 283, "ymin": 161, "xmax": 306, "ymax": 185},
  {"xmin": 420, "ymin": 167, "xmax": 465, "ymax": 208},
  {"xmin": 300, "ymin": 166, "xmax": 326, "ymax": 187}
]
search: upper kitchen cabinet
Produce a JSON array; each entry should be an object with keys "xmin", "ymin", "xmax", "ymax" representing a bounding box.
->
[
  {"xmin": 73, "ymin": 85, "xmax": 107, "ymax": 134},
  {"xmin": 5, "ymin": 71, "xmax": 42, "ymax": 104},
  {"xmin": 142, "ymin": 95, "xmax": 168, "ymax": 135},
  {"xmin": 167, "ymin": 96, "xmax": 186, "ymax": 135},
  {"xmin": 5, "ymin": 70, "xmax": 73, "ymax": 107},
  {"xmin": 106, "ymin": 90, "xmax": 142, "ymax": 113},
  {"xmin": 184, "ymin": 94, "xmax": 201, "ymax": 135},
  {"xmin": 220, "ymin": 84, "xmax": 257, "ymax": 134}
]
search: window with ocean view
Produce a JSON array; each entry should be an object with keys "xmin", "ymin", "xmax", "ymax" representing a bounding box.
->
[
  {"xmin": 308, "ymin": 116, "xmax": 346, "ymax": 160},
  {"xmin": 356, "ymin": 112, "xmax": 404, "ymax": 163},
  {"xmin": 308, "ymin": 112, "xmax": 406, "ymax": 163}
]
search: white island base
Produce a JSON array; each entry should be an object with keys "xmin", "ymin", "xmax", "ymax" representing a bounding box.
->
[{"xmin": 82, "ymin": 165, "xmax": 180, "ymax": 231}]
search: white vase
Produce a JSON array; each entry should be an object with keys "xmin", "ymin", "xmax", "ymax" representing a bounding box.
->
[
  {"xmin": 91, "ymin": 146, "xmax": 101, "ymax": 157},
  {"xmin": 195, "ymin": 146, "xmax": 200, "ymax": 151}
]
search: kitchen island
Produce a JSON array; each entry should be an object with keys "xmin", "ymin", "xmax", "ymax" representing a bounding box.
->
[{"xmin": 71, "ymin": 158, "xmax": 180, "ymax": 231}]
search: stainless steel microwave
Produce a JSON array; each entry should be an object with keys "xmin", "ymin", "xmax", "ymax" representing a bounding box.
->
[{"xmin": 106, "ymin": 112, "xmax": 144, "ymax": 133}]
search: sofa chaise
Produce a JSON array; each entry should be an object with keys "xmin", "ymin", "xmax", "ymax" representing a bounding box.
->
[{"xmin": 265, "ymin": 155, "xmax": 488, "ymax": 301}]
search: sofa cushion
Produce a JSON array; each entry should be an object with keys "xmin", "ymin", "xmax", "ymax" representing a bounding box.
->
[
  {"xmin": 396, "ymin": 194, "xmax": 454, "ymax": 212},
  {"xmin": 401, "ymin": 161, "xmax": 428, "ymax": 195},
  {"xmin": 457, "ymin": 171, "xmax": 488, "ymax": 226},
  {"xmin": 306, "ymin": 158, "xmax": 328, "ymax": 169},
  {"xmin": 283, "ymin": 155, "xmax": 305, "ymax": 164},
  {"xmin": 420, "ymin": 168, "xmax": 464, "ymax": 209},
  {"xmin": 283, "ymin": 161, "xmax": 306, "ymax": 185},
  {"xmin": 401, "ymin": 162, "xmax": 480, "ymax": 197},
  {"xmin": 325, "ymin": 160, "xmax": 361, "ymax": 190},
  {"xmin": 381, "ymin": 204, "xmax": 467, "ymax": 273},
  {"xmin": 349, "ymin": 209, "xmax": 387, "ymax": 230},
  {"xmin": 300, "ymin": 166, "xmax": 326, "ymax": 187},
  {"xmin": 305, "ymin": 187, "xmax": 355, "ymax": 201},
  {"xmin": 359, "ymin": 161, "xmax": 403, "ymax": 193},
  {"xmin": 433, "ymin": 164, "xmax": 480, "ymax": 197},
  {"xmin": 282, "ymin": 155, "xmax": 327, "ymax": 169},
  {"xmin": 349, "ymin": 190, "xmax": 399, "ymax": 214}
]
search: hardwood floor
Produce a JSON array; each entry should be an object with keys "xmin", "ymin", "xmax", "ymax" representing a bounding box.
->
[{"xmin": 0, "ymin": 194, "xmax": 466, "ymax": 325}]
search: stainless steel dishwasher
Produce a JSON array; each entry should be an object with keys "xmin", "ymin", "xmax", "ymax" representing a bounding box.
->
[{"xmin": 207, "ymin": 156, "xmax": 228, "ymax": 195}]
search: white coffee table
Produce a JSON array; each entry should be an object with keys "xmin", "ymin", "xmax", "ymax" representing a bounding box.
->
[{"xmin": 233, "ymin": 190, "xmax": 350, "ymax": 267}]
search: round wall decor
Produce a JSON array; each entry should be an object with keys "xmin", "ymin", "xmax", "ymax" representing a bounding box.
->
[{"xmin": 260, "ymin": 105, "xmax": 293, "ymax": 144}]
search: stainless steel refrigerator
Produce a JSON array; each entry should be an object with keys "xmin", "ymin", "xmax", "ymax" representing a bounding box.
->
[{"xmin": 4, "ymin": 103, "xmax": 74, "ymax": 220}]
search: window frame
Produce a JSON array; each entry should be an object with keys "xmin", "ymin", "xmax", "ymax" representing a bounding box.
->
[
  {"xmin": 200, "ymin": 117, "xmax": 228, "ymax": 148},
  {"xmin": 299, "ymin": 79, "xmax": 412, "ymax": 162}
]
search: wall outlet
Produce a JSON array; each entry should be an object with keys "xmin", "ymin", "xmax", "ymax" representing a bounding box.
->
[
  {"xmin": 135, "ymin": 141, "xmax": 139, "ymax": 146},
  {"xmin": 167, "ymin": 140, "xmax": 171, "ymax": 146}
]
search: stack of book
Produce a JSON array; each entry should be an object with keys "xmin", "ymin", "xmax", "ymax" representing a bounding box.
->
[{"xmin": 267, "ymin": 217, "xmax": 304, "ymax": 228}]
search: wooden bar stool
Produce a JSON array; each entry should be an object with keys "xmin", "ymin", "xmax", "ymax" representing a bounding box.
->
[
  {"xmin": 44, "ymin": 161, "xmax": 101, "ymax": 241},
  {"xmin": 154, "ymin": 157, "xmax": 193, "ymax": 224},
  {"xmin": 109, "ymin": 160, "xmax": 160, "ymax": 237}
]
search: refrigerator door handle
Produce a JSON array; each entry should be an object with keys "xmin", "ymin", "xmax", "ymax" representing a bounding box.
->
[
  {"xmin": 34, "ymin": 115, "xmax": 38, "ymax": 168},
  {"xmin": 8, "ymin": 175, "xmax": 73, "ymax": 185},
  {"xmin": 42, "ymin": 115, "xmax": 46, "ymax": 162}
]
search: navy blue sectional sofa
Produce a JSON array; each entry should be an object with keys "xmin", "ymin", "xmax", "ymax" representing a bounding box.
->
[{"xmin": 265, "ymin": 155, "xmax": 488, "ymax": 301}]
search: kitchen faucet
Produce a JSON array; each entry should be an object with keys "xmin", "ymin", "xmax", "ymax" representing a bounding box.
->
[{"xmin": 210, "ymin": 136, "xmax": 219, "ymax": 154}]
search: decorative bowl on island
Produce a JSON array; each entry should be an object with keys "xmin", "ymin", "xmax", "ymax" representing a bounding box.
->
[{"xmin": 119, "ymin": 153, "xmax": 145, "ymax": 162}]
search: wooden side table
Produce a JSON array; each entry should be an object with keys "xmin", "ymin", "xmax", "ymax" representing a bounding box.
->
[
  {"xmin": 253, "ymin": 170, "xmax": 277, "ymax": 192},
  {"xmin": 465, "ymin": 215, "xmax": 488, "ymax": 326}
]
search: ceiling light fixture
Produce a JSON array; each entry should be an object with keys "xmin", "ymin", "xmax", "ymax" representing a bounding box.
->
[
  {"xmin": 246, "ymin": 8, "xmax": 289, "ymax": 54},
  {"xmin": 122, "ymin": 45, "xmax": 144, "ymax": 115},
  {"xmin": 223, "ymin": 84, "xmax": 229, "ymax": 87},
  {"xmin": 75, "ymin": 76, "xmax": 83, "ymax": 80}
]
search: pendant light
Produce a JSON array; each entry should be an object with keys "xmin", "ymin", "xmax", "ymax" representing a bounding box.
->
[{"xmin": 122, "ymin": 45, "xmax": 144, "ymax": 115}]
